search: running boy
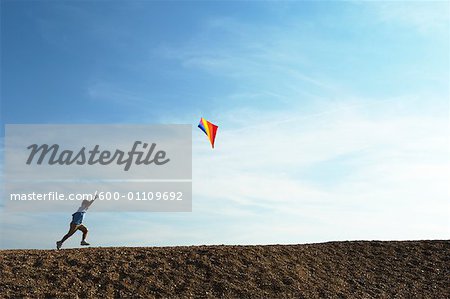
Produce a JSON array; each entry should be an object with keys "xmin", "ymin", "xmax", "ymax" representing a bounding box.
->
[{"xmin": 56, "ymin": 194, "xmax": 97, "ymax": 250}]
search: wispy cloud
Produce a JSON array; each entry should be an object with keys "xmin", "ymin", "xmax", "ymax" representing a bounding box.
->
[
  {"xmin": 370, "ymin": 1, "xmax": 449, "ymax": 35},
  {"xmin": 86, "ymin": 82, "xmax": 150, "ymax": 106},
  {"xmin": 158, "ymin": 16, "xmax": 337, "ymax": 100},
  {"xmin": 192, "ymin": 93, "xmax": 449, "ymax": 240}
]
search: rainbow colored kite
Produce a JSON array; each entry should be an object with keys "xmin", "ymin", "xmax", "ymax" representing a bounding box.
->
[{"xmin": 198, "ymin": 117, "xmax": 218, "ymax": 148}]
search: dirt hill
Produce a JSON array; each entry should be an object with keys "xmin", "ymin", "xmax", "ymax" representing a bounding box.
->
[{"xmin": 1, "ymin": 240, "xmax": 448, "ymax": 298}]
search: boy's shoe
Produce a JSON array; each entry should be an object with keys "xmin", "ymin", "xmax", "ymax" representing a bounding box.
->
[
  {"xmin": 56, "ymin": 241, "xmax": 62, "ymax": 250},
  {"xmin": 80, "ymin": 241, "xmax": 90, "ymax": 246}
]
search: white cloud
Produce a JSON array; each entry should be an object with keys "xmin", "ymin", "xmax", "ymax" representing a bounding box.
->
[
  {"xmin": 192, "ymin": 94, "xmax": 450, "ymax": 241},
  {"xmin": 86, "ymin": 82, "xmax": 150, "ymax": 106},
  {"xmin": 370, "ymin": 1, "xmax": 450, "ymax": 34}
]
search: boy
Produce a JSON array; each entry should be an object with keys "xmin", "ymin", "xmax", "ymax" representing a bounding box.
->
[{"xmin": 56, "ymin": 194, "xmax": 97, "ymax": 250}]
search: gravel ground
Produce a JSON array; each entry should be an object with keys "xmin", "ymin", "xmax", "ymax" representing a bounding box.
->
[{"xmin": 1, "ymin": 240, "xmax": 449, "ymax": 298}]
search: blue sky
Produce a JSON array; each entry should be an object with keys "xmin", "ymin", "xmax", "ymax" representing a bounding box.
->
[{"xmin": 1, "ymin": 1, "xmax": 449, "ymax": 249}]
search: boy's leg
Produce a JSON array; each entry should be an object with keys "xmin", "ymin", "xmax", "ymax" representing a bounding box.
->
[
  {"xmin": 78, "ymin": 225, "xmax": 90, "ymax": 245},
  {"xmin": 60, "ymin": 223, "xmax": 79, "ymax": 243},
  {"xmin": 57, "ymin": 223, "xmax": 79, "ymax": 249}
]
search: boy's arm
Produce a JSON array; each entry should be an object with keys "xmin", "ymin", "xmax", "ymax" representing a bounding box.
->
[{"xmin": 88, "ymin": 192, "xmax": 98, "ymax": 207}]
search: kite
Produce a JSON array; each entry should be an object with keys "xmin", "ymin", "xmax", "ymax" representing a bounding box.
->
[{"xmin": 198, "ymin": 117, "xmax": 218, "ymax": 148}]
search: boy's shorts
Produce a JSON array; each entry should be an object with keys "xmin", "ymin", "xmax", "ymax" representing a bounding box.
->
[{"xmin": 71, "ymin": 211, "xmax": 85, "ymax": 225}]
